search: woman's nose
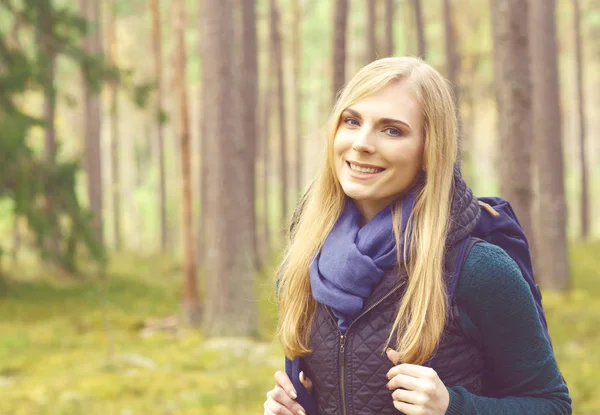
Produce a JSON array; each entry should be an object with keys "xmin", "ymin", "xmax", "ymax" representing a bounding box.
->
[{"xmin": 352, "ymin": 129, "xmax": 376, "ymax": 153}]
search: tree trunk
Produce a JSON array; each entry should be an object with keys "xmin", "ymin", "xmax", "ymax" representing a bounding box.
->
[
  {"xmin": 150, "ymin": 0, "xmax": 168, "ymax": 252},
  {"xmin": 529, "ymin": 0, "xmax": 570, "ymax": 291},
  {"xmin": 412, "ymin": 0, "xmax": 426, "ymax": 58},
  {"xmin": 269, "ymin": 0, "xmax": 288, "ymax": 228},
  {"xmin": 384, "ymin": 0, "xmax": 394, "ymax": 57},
  {"xmin": 39, "ymin": 0, "xmax": 59, "ymax": 255},
  {"xmin": 81, "ymin": 0, "xmax": 104, "ymax": 244},
  {"xmin": 366, "ymin": 0, "xmax": 377, "ymax": 63},
  {"xmin": 202, "ymin": 0, "xmax": 258, "ymax": 336},
  {"xmin": 442, "ymin": 0, "xmax": 462, "ymax": 164},
  {"xmin": 332, "ymin": 0, "xmax": 348, "ymax": 102},
  {"xmin": 260, "ymin": 52, "xmax": 272, "ymax": 264},
  {"xmin": 291, "ymin": 0, "xmax": 303, "ymax": 196},
  {"xmin": 490, "ymin": 0, "xmax": 535, "ymax": 248},
  {"xmin": 175, "ymin": 0, "xmax": 201, "ymax": 325},
  {"xmin": 240, "ymin": 0, "xmax": 259, "ymax": 270},
  {"xmin": 573, "ymin": 0, "xmax": 589, "ymax": 240},
  {"xmin": 107, "ymin": 0, "xmax": 121, "ymax": 250}
]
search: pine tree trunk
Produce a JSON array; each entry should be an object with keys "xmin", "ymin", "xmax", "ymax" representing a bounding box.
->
[
  {"xmin": 529, "ymin": 0, "xmax": 570, "ymax": 291},
  {"xmin": 270, "ymin": 0, "xmax": 288, "ymax": 228},
  {"xmin": 240, "ymin": 0, "xmax": 259, "ymax": 270},
  {"xmin": 175, "ymin": 0, "xmax": 201, "ymax": 325},
  {"xmin": 384, "ymin": 0, "xmax": 394, "ymax": 57},
  {"xmin": 490, "ymin": 0, "xmax": 535, "ymax": 248},
  {"xmin": 107, "ymin": 0, "xmax": 121, "ymax": 250},
  {"xmin": 366, "ymin": 0, "xmax": 377, "ymax": 63},
  {"xmin": 573, "ymin": 0, "xmax": 589, "ymax": 240},
  {"xmin": 81, "ymin": 0, "xmax": 104, "ymax": 244},
  {"xmin": 291, "ymin": 0, "xmax": 303, "ymax": 195},
  {"xmin": 150, "ymin": 0, "xmax": 168, "ymax": 252},
  {"xmin": 202, "ymin": 0, "xmax": 258, "ymax": 336},
  {"xmin": 332, "ymin": 0, "xmax": 348, "ymax": 102},
  {"xmin": 40, "ymin": 0, "xmax": 59, "ymax": 256},
  {"xmin": 442, "ymin": 0, "xmax": 462, "ymax": 164},
  {"xmin": 412, "ymin": 0, "xmax": 426, "ymax": 58}
]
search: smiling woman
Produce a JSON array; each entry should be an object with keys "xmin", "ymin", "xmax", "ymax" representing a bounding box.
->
[
  {"xmin": 263, "ymin": 57, "xmax": 571, "ymax": 415},
  {"xmin": 334, "ymin": 82, "xmax": 425, "ymax": 223}
]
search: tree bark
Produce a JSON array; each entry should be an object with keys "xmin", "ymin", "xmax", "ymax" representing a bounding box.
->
[
  {"xmin": 150, "ymin": 0, "xmax": 168, "ymax": 252},
  {"xmin": 291, "ymin": 0, "xmax": 303, "ymax": 196},
  {"xmin": 366, "ymin": 0, "xmax": 377, "ymax": 63},
  {"xmin": 529, "ymin": 0, "xmax": 570, "ymax": 291},
  {"xmin": 107, "ymin": 0, "xmax": 121, "ymax": 250},
  {"xmin": 269, "ymin": 0, "xmax": 289, "ymax": 228},
  {"xmin": 442, "ymin": 0, "xmax": 462, "ymax": 164},
  {"xmin": 39, "ymin": 0, "xmax": 59, "ymax": 255},
  {"xmin": 202, "ymin": 0, "xmax": 258, "ymax": 336},
  {"xmin": 572, "ymin": 0, "xmax": 589, "ymax": 240},
  {"xmin": 384, "ymin": 0, "xmax": 394, "ymax": 57},
  {"xmin": 412, "ymin": 0, "xmax": 426, "ymax": 58},
  {"xmin": 240, "ymin": 0, "xmax": 259, "ymax": 270},
  {"xmin": 332, "ymin": 0, "xmax": 348, "ymax": 102},
  {"xmin": 490, "ymin": 0, "xmax": 535, "ymax": 249},
  {"xmin": 175, "ymin": 0, "xmax": 201, "ymax": 325},
  {"xmin": 81, "ymin": 0, "xmax": 104, "ymax": 244}
]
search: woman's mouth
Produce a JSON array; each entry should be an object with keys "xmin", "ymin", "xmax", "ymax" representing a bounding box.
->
[{"xmin": 346, "ymin": 161, "xmax": 385, "ymax": 177}]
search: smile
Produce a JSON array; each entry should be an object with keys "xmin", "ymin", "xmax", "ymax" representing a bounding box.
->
[{"xmin": 346, "ymin": 161, "xmax": 385, "ymax": 176}]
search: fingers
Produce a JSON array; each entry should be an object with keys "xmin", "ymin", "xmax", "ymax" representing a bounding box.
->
[
  {"xmin": 387, "ymin": 373, "xmax": 422, "ymax": 391},
  {"xmin": 274, "ymin": 371, "xmax": 298, "ymax": 400},
  {"xmin": 386, "ymin": 363, "xmax": 437, "ymax": 382},
  {"xmin": 386, "ymin": 348, "xmax": 401, "ymax": 365},
  {"xmin": 264, "ymin": 397, "xmax": 295, "ymax": 415},
  {"xmin": 299, "ymin": 371, "xmax": 313, "ymax": 393}
]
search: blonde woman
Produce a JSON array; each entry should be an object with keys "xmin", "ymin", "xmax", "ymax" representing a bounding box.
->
[{"xmin": 263, "ymin": 57, "xmax": 571, "ymax": 415}]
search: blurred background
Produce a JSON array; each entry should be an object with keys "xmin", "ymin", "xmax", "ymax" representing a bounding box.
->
[{"xmin": 0, "ymin": 0, "xmax": 599, "ymax": 413}]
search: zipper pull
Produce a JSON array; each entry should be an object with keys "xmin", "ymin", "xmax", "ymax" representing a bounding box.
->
[{"xmin": 340, "ymin": 334, "xmax": 346, "ymax": 352}]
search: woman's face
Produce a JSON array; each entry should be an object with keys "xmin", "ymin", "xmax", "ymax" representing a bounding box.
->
[{"xmin": 333, "ymin": 81, "xmax": 425, "ymax": 222}]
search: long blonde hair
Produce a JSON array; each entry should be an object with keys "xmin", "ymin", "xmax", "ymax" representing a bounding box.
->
[{"xmin": 276, "ymin": 57, "xmax": 458, "ymax": 365}]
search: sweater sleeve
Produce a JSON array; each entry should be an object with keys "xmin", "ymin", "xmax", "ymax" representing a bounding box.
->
[{"xmin": 445, "ymin": 242, "xmax": 572, "ymax": 415}]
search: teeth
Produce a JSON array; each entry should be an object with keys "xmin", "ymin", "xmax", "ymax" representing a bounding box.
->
[{"xmin": 349, "ymin": 163, "xmax": 383, "ymax": 174}]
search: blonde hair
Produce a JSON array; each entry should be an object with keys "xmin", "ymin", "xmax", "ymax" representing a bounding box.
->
[{"xmin": 276, "ymin": 57, "xmax": 458, "ymax": 365}]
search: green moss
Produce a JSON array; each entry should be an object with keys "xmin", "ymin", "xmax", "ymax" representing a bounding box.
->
[{"xmin": 0, "ymin": 245, "xmax": 598, "ymax": 413}]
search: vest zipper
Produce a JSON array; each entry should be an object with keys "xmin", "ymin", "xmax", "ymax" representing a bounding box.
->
[
  {"xmin": 340, "ymin": 334, "xmax": 347, "ymax": 415},
  {"xmin": 326, "ymin": 283, "xmax": 403, "ymax": 415}
]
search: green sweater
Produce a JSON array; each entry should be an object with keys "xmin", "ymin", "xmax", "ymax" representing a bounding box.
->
[{"xmin": 447, "ymin": 242, "xmax": 572, "ymax": 414}]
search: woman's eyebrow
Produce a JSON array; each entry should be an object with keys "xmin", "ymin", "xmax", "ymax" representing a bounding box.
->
[{"xmin": 344, "ymin": 108, "xmax": 412, "ymax": 131}]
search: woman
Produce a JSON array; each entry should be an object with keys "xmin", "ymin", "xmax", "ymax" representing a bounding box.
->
[{"xmin": 264, "ymin": 57, "xmax": 571, "ymax": 415}]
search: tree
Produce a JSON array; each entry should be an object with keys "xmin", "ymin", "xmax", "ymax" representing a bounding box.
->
[
  {"xmin": 81, "ymin": 0, "xmax": 104, "ymax": 244},
  {"xmin": 269, "ymin": 0, "xmax": 288, "ymax": 226},
  {"xmin": 366, "ymin": 0, "xmax": 377, "ymax": 63},
  {"xmin": 332, "ymin": 0, "xmax": 348, "ymax": 101},
  {"xmin": 175, "ymin": 0, "xmax": 201, "ymax": 324},
  {"xmin": 291, "ymin": 0, "xmax": 303, "ymax": 195},
  {"xmin": 384, "ymin": 0, "xmax": 394, "ymax": 56},
  {"xmin": 106, "ymin": 0, "xmax": 121, "ymax": 249},
  {"xmin": 572, "ymin": 0, "xmax": 589, "ymax": 240},
  {"xmin": 490, "ymin": 0, "xmax": 535, "ymax": 248},
  {"xmin": 240, "ymin": 0, "xmax": 259, "ymax": 269},
  {"xmin": 442, "ymin": 0, "xmax": 462, "ymax": 164},
  {"xmin": 202, "ymin": 0, "xmax": 258, "ymax": 336},
  {"xmin": 150, "ymin": 0, "xmax": 168, "ymax": 252},
  {"xmin": 412, "ymin": 0, "xmax": 426, "ymax": 58},
  {"xmin": 529, "ymin": 0, "xmax": 570, "ymax": 291}
]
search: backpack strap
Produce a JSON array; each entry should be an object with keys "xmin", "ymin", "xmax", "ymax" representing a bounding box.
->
[{"xmin": 447, "ymin": 236, "xmax": 483, "ymax": 301}]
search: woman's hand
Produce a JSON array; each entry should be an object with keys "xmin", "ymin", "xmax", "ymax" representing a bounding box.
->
[
  {"xmin": 386, "ymin": 349, "xmax": 450, "ymax": 415},
  {"xmin": 264, "ymin": 370, "xmax": 313, "ymax": 415}
]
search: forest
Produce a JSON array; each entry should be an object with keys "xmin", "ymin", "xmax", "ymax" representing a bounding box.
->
[{"xmin": 0, "ymin": 0, "xmax": 599, "ymax": 413}]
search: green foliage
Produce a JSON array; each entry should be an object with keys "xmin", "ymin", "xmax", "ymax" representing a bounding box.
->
[{"xmin": 0, "ymin": 244, "xmax": 598, "ymax": 414}]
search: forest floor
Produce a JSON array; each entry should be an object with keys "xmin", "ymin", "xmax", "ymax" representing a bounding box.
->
[{"xmin": 0, "ymin": 243, "xmax": 599, "ymax": 414}]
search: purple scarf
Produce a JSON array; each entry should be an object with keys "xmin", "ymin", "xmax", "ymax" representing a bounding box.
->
[{"xmin": 310, "ymin": 175, "xmax": 423, "ymax": 333}]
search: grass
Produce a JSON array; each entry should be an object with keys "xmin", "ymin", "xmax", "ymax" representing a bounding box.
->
[{"xmin": 0, "ymin": 242, "xmax": 599, "ymax": 414}]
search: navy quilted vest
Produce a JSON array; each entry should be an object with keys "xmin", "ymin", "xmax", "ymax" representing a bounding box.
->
[{"xmin": 302, "ymin": 168, "xmax": 484, "ymax": 415}]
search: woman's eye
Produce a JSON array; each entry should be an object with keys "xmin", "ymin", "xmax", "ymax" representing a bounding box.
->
[
  {"xmin": 344, "ymin": 117, "xmax": 360, "ymax": 127},
  {"xmin": 384, "ymin": 127, "xmax": 402, "ymax": 137}
]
